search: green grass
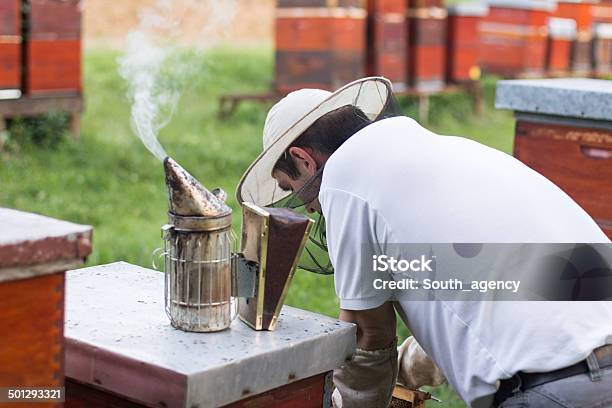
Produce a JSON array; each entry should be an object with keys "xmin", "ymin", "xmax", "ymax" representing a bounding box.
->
[{"xmin": 0, "ymin": 46, "xmax": 514, "ymax": 407}]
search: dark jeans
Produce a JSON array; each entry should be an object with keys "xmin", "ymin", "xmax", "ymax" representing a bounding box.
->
[{"xmin": 500, "ymin": 354, "xmax": 612, "ymax": 408}]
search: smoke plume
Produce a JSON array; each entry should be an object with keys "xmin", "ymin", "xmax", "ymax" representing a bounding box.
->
[{"xmin": 118, "ymin": 0, "xmax": 237, "ymax": 161}]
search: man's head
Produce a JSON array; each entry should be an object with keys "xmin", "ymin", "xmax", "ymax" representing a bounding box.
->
[
  {"xmin": 272, "ymin": 105, "xmax": 371, "ymax": 213},
  {"xmin": 236, "ymin": 77, "xmax": 393, "ymax": 209}
]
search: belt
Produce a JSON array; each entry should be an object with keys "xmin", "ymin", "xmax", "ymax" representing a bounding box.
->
[{"xmin": 494, "ymin": 343, "xmax": 612, "ymax": 407}]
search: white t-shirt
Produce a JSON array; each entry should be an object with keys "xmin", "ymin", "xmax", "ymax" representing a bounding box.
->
[{"xmin": 319, "ymin": 116, "xmax": 612, "ymax": 407}]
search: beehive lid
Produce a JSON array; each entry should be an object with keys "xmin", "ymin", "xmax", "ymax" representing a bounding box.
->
[
  {"xmin": 0, "ymin": 208, "xmax": 92, "ymax": 282},
  {"xmin": 447, "ymin": 2, "xmax": 489, "ymax": 16},
  {"xmin": 486, "ymin": 0, "xmax": 557, "ymax": 11},
  {"xmin": 495, "ymin": 78, "xmax": 612, "ymax": 122},
  {"xmin": 64, "ymin": 262, "xmax": 357, "ymax": 408}
]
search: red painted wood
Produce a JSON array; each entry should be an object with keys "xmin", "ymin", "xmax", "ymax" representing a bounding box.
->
[
  {"xmin": 480, "ymin": 6, "xmax": 550, "ymax": 76},
  {"xmin": 408, "ymin": 0, "xmax": 443, "ymax": 7},
  {"xmin": 546, "ymin": 37, "xmax": 572, "ymax": 73},
  {"xmin": 371, "ymin": 0, "xmax": 405, "ymax": 13},
  {"xmin": 222, "ymin": 373, "xmax": 328, "ymax": 408},
  {"xmin": 65, "ymin": 380, "xmax": 148, "ymax": 408},
  {"xmin": 446, "ymin": 15, "xmax": 481, "ymax": 82},
  {"xmin": 0, "ymin": 42, "xmax": 21, "ymax": 90},
  {"xmin": 367, "ymin": 1, "xmax": 407, "ymax": 84},
  {"xmin": 572, "ymin": 38, "xmax": 593, "ymax": 74},
  {"xmin": 514, "ymin": 120, "xmax": 612, "ymax": 238},
  {"xmin": 0, "ymin": 272, "xmax": 65, "ymax": 408},
  {"xmin": 408, "ymin": 15, "xmax": 446, "ymax": 87},
  {"xmin": 554, "ymin": 2, "xmax": 594, "ymax": 31},
  {"xmin": 592, "ymin": 3, "xmax": 612, "ymax": 24},
  {"xmin": 0, "ymin": 0, "xmax": 20, "ymax": 36},
  {"xmin": 25, "ymin": 39, "xmax": 81, "ymax": 95},
  {"xmin": 28, "ymin": 0, "xmax": 81, "ymax": 39},
  {"xmin": 66, "ymin": 373, "xmax": 329, "ymax": 408},
  {"xmin": 594, "ymin": 36, "xmax": 612, "ymax": 75},
  {"xmin": 275, "ymin": 6, "xmax": 366, "ymax": 91}
]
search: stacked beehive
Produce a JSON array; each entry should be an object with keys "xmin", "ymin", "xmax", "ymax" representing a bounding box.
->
[
  {"xmin": 446, "ymin": 3, "xmax": 488, "ymax": 83},
  {"xmin": 592, "ymin": 0, "xmax": 612, "ymax": 24},
  {"xmin": 367, "ymin": 0, "xmax": 407, "ymax": 90},
  {"xmin": 546, "ymin": 17, "xmax": 577, "ymax": 75},
  {"xmin": 0, "ymin": 0, "xmax": 21, "ymax": 96},
  {"xmin": 594, "ymin": 23, "xmax": 612, "ymax": 75},
  {"xmin": 275, "ymin": 0, "xmax": 367, "ymax": 93},
  {"xmin": 407, "ymin": 0, "xmax": 447, "ymax": 91},
  {"xmin": 553, "ymin": 0, "xmax": 596, "ymax": 74},
  {"xmin": 480, "ymin": 0, "xmax": 555, "ymax": 77},
  {"xmin": 25, "ymin": 0, "xmax": 81, "ymax": 95}
]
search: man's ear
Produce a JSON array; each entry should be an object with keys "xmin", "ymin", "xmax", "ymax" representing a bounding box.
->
[{"xmin": 288, "ymin": 147, "xmax": 317, "ymax": 177}]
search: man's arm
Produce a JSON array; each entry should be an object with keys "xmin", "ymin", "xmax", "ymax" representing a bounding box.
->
[
  {"xmin": 332, "ymin": 302, "xmax": 399, "ymax": 408},
  {"xmin": 339, "ymin": 301, "xmax": 397, "ymax": 350}
]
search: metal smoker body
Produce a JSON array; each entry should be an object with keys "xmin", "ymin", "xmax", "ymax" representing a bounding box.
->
[
  {"xmin": 161, "ymin": 157, "xmax": 313, "ymax": 333},
  {"xmin": 162, "ymin": 211, "xmax": 234, "ymax": 332}
]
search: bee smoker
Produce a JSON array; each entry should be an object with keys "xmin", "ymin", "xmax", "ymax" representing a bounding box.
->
[{"xmin": 160, "ymin": 158, "xmax": 313, "ymax": 332}]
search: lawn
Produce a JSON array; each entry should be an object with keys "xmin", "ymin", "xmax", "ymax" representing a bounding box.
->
[{"xmin": 0, "ymin": 46, "xmax": 515, "ymax": 407}]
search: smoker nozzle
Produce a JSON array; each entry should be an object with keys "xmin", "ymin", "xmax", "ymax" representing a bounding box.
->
[{"xmin": 164, "ymin": 157, "xmax": 231, "ymax": 217}]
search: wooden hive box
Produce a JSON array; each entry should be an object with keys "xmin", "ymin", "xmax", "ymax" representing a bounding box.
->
[
  {"xmin": 593, "ymin": 23, "xmax": 612, "ymax": 75},
  {"xmin": 446, "ymin": 2, "xmax": 488, "ymax": 83},
  {"xmin": 25, "ymin": 0, "xmax": 82, "ymax": 95},
  {"xmin": 0, "ymin": 0, "xmax": 21, "ymax": 92},
  {"xmin": 0, "ymin": 208, "xmax": 92, "ymax": 406},
  {"xmin": 408, "ymin": 0, "xmax": 442, "ymax": 7},
  {"xmin": 592, "ymin": 0, "xmax": 612, "ymax": 24},
  {"xmin": 407, "ymin": 5, "xmax": 447, "ymax": 92},
  {"xmin": 367, "ymin": 0, "xmax": 407, "ymax": 90},
  {"xmin": 480, "ymin": 0, "xmax": 556, "ymax": 77},
  {"xmin": 496, "ymin": 79, "xmax": 612, "ymax": 239},
  {"xmin": 546, "ymin": 17, "xmax": 576, "ymax": 75},
  {"xmin": 275, "ymin": 0, "xmax": 366, "ymax": 93}
]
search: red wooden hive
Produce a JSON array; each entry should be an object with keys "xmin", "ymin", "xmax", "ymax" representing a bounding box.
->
[
  {"xmin": 446, "ymin": 2, "xmax": 488, "ymax": 83},
  {"xmin": 0, "ymin": 0, "xmax": 21, "ymax": 91},
  {"xmin": 545, "ymin": 17, "xmax": 576, "ymax": 75},
  {"xmin": 593, "ymin": 23, "xmax": 612, "ymax": 75},
  {"xmin": 366, "ymin": 0, "xmax": 407, "ymax": 90},
  {"xmin": 275, "ymin": 0, "xmax": 366, "ymax": 93},
  {"xmin": 514, "ymin": 120, "xmax": 612, "ymax": 238},
  {"xmin": 407, "ymin": 5, "xmax": 447, "ymax": 91},
  {"xmin": 480, "ymin": 0, "xmax": 555, "ymax": 77},
  {"xmin": 592, "ymin": 0, "xmax": 612, "ymax": 24},
  {"xmin": 554, "ymin": 1, "xmax": 597, "ymax": 75},
  {"xmin": 0, "ymin": 208, "xmax": 92, "ymax": 407},
  {"xmin": 25, "ymin": 0, "xmax": 82, "ymax": 95}
]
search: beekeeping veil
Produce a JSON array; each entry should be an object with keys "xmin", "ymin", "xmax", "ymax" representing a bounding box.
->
[{"xmin": 236, "ymin": 76, "xmax": 397, "ymax": 274}]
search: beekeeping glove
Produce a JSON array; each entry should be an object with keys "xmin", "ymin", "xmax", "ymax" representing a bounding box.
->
[
  {"xmin": 397, "ymin": 336, "xmax": 446, "ymax": 389},
  {"xmin": 332, "ymin": 338, "xmax": 398, "ymax": 408}
]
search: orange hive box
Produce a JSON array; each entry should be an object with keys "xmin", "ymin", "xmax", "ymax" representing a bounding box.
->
[
  {"xmin": 546, "ymin": 17, "xmax": 577, "ymax": 75},
  {"xmin": 25, "ymin": 0, "xmax": 82, "ymax": 95},
  {"xmin": 407, "ymin": 5, "xmax": 447, "ymax": 92},
  {"xmin": 592, "ymin": 0, "xmax": 612, "ymax": 24},
  {"xmin": 367, "ymin": 0, "xmax": 407, "ymax": 89},
  {"xmin": 275, "ymin": 0, "xmax": 366, "ymax": 93},
  {"xmin": 480, "ymin": 0, "xmax": 556, "ymax": 77},
  {"xmin": 593, "ymin": 23, "xmax": 612, "ymax": 75},
  {"xmin": 554, "ymin": 0, "xmax": 598, "ymax": 75},
  {"xmin": 0, "ymin": 208, "xmax": 92, "ymax": 408},
  {"xmin": 446, "ymin": 2, "xmax": 488, "ymax": 83},
  {"xmin": 0, "ymin": 0, "xmax": 21, "ymax": 92}
]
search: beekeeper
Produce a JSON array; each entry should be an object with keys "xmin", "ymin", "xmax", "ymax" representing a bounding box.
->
[{"xmin": 236, "ymin": 77, "xmax": 612, "ymax": 408}]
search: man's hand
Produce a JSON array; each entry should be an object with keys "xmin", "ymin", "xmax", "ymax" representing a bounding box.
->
[
  {"xmin": 332, "ymin": 302, "xmax": 398, "ymax": 408},
  {"xmin": 397, "ymin": 336, "xmax": 446, "ymax": 389}
]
